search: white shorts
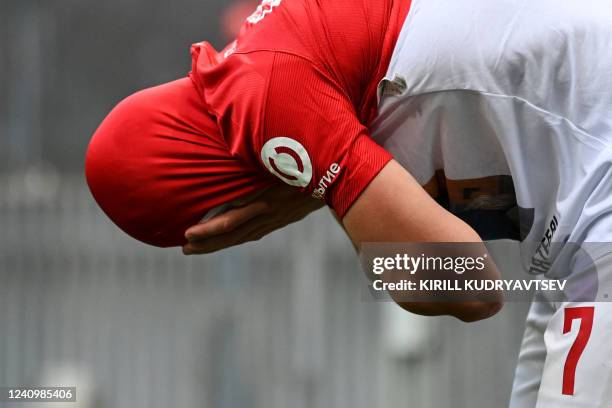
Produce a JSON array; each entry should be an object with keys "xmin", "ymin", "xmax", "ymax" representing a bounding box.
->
[{"xmin": 511, "ymin": 299, "xmax": 612, "ymax": 408}]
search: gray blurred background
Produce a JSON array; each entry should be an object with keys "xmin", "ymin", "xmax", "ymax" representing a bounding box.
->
[{"xmin": 0, "ymin": 1, "xmax": 530, "ymax": 407}]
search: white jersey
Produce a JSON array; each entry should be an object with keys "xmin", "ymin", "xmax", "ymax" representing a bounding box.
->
[
  {"xmin": 373, "ymin": 0, "xmax": 612, "ymax": 285},
  {"xmin": 371, "ymin": 1, "xmax": 612, "ymax": 406}
]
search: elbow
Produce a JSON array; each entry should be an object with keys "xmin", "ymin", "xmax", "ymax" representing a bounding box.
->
[
  {"xmin": 395, "ymin": 299, "xmax": 503, "ymax": 323},
  {"xmin": 451, "ymin": 300, "xmax": 503, "ymax": 322}
]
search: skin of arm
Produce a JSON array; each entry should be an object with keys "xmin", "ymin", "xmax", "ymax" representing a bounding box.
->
[
  {"xmin": 184, "ymin": 160, "xmax": 503, "ymax": 322},
  {"xmin": 183, "ymin": 183, "xmax": 324, "ymax": 254},
  {"xmin": 342, "ymin": 160, "xmax": 503, "ymax": 322}
]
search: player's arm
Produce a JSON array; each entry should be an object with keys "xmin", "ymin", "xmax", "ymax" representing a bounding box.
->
[
  {"xmin": 186, "ymin": 52, "xmax": 502, "ymax": 321},
  {"xmin": 343, "ymin": 159, "xmax": 503, "ymax": 322},
  {"xmin": 184, "ymin": 158, "xmax": 502, "ymax": 322},
  {"xmin": 183, "ymin": 183, "xmax": 324, "ymax": 254}
]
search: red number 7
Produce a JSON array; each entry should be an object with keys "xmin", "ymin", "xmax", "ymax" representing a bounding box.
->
[{"xmin": 562, "ymin": 306, "xmax": 594, "ymax": 396}]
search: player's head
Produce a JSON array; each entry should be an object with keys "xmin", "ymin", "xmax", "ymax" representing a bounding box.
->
[{"xmin": 85, "ymin": 77, "xmax": 272, "ymax": 247}]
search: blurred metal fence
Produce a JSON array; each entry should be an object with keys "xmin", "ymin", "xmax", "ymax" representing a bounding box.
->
[
  {"xmin": 0, "ymin": 173, "xmax": 529, "ymax": 408},
  {"xmin": 1, "ymin": 0, "xmax": 230, "ymax": 173}
]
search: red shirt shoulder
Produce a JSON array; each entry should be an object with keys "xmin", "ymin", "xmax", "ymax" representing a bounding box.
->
[{"xmin": 189, "ymin": 0, "xmax": 411, "ymax": 216}]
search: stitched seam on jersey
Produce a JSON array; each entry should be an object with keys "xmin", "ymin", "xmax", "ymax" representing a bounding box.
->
[
  {"xmin": 232, "ymin": 49, "xmax": 318, "ymax": 71},
  {"xmin": 234, "ymin": 49, "xmax": 351, "ymax": 103},
  {"xmin": 260, "ymin": 52, "xmax": 275, "ymax": 144},
  {"xmin": 393, "ymin": 89, "xmax": 607, "ymax": 150},
  {"xmin": 261, "ymin": 50, "xmax": 355, "ymax": 150}
]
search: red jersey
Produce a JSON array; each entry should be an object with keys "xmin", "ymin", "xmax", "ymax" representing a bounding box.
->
[
  {"xmin": 190, "ymin": 0, "xmax": 411, "ymax": 217},
  {"xmin": 86, "ymin": 0, "xmax": 411, "ymax": 248}
]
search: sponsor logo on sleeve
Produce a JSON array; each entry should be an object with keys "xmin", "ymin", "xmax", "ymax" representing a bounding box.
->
[
  {"xmin": 311, "ymin": 163, "xmax": 341, "ymax": 200},
  {"xmin": 261, "ymin": 137, "xmax": 312, "ymax": 187}
]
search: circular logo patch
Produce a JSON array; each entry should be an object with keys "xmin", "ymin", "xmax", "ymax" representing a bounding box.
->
[{"xmin": 260, "ymin": 137, "xmax": 312, "ymax": 187}]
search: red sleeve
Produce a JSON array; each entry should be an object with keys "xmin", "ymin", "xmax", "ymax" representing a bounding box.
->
[
  {"xmin": 258, "ymin": 52, "xmax": 392, "ymax": 217},
  {"xmin": 191, "ymin": 45, "xmax": 392, "ymax": 218}
]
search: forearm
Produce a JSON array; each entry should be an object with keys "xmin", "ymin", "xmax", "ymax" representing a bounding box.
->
[{"xmin": 343, "ymin": 160, "xmax": 503, "ymax": 322}]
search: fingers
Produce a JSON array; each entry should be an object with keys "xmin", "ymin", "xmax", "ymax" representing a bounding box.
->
[
  {"xmin": 183, "ymin": 215, "xmax": 272, "ymax": 254},
  {"xmin": 182, "ymin": 183, "xmax": 325, "ymax": 255},
  {"xmin": 184, "ymin": 200, "xmax": 271, "ymax": 242}
]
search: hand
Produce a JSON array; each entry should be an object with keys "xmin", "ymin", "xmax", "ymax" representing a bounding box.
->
[{"xmin": 182, "ymin": 184, "xmax": 325, "ymax": 254}]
